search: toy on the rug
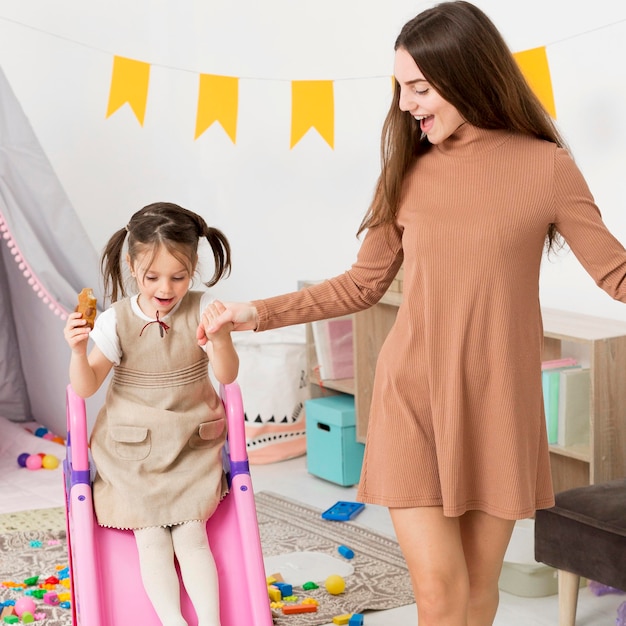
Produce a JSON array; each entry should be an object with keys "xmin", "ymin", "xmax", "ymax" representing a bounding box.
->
[
  {"xmin": 322, "ymin": 501, "xmax": 365, "ymax": 521},
  {"xmin": 14, "ymin": 596, "xmax": 36, "ymax": 618},
  {"xmin": 267, "ymin": 569, "xmax": 362, "ymax": 619},
  {"xmin": 331, "ymin": 613, "xmax": 365, "ymax": 625},
  {"xmin": 0, "ymin": 599, "xmax": 48, "ymax": 623},
  {"xmin": 1, "ymin": 564, "xmax": 72, "ymax": 623},
  {"xmin": 325, "ymin": 574, "xmax": 346, "ymax": 595},
  {"xmin": 338, "ymin": 544, "xmax": 354, "ymax": 559},
  {"xmin": 16, "ymin": 453, "xmax": 60, "ymax": 470},
  {"xmin": 282, "ymin": 601, "xmax": 318, "ymax": 614}
]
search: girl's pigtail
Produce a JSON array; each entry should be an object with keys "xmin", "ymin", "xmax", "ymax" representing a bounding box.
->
[
  {"xmin": 100, "ymin": 227, "xmax": 128, "ymax": 304},
  {"xmin": 201, "ymin": 225, "xmax": 232, "ymax": 287}
]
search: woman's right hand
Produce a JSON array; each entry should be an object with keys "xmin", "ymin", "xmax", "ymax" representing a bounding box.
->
[
  {"xmin": 64, "ymin": 312, "xmax": 91, "ymax": 354},
  {"xmin": 196, "ymin": 301, "xmax": 258, "ymax": 346}
]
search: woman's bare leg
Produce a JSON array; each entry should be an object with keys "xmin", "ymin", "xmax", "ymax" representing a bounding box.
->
[
  {"xmin": 390, "ymin": 506, "xmax": 515, "ymax": 626},
  {"xmin": 390, "ymin": 506, "xmax": 469, "ymax": 626},
  {"xmin": 459, "ymin": 510, "xmax": 515, "ymax": 626}
]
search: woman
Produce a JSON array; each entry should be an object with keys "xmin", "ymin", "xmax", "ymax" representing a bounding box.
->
[{"xmin": 199, "ymin": 3, "xmax": 626, "ymax": 624}]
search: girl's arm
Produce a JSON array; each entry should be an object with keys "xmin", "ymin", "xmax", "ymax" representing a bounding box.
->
[
  {"xmin": 200, "ymin": 301, "xmax": 239, "ymax": 385},
  {"xmin": 64, "ymin": 312, "xmax": 114, "ymax": 397}
]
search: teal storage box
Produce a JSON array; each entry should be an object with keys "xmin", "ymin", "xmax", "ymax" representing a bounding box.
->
[{"xmin": 305, "ymin": 394, "xmax": 365, "ymax": 486}]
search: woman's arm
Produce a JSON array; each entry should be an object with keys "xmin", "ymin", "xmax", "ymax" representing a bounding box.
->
[
  {"xmin": 198, "ymin": 221, "xmax": 404, "ymax": 339},
  {"xmin": 553, "ymin": 148, "xmax": 626, "ymax": 303}
]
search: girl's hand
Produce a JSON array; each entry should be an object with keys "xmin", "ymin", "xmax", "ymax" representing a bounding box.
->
[
  {"xmin": 200, "ymin": 301, "xmax": 234, "ymax": 343},
  {"xmin": 200, "ymin": 301, "xmax": 240, "ymax": 384},
  {"xmin": 197, "ymin": 301, "xmax": 258, "ymax": 346},
  {"xmin": 64, "ymin": 312, "xmax": 91, "ymax": 354}
]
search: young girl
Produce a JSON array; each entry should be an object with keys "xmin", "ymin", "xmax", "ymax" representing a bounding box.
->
[
  {"xmin": 64, "ymin": 201, "xmax": 237, "ymax": 626},
  {"xmin": 200, "ymin": 3, "xmax": 626, "ymax": 625}
]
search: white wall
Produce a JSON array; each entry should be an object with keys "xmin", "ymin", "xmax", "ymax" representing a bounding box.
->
[{"xmin": 1, "ymin": 0, "xmax": 625, "ymax": 323}]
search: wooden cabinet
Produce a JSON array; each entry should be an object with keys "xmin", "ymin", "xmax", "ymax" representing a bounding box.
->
[{"xmin": 306, "ymin": 294, "xmax": 626, "ymax": 494}]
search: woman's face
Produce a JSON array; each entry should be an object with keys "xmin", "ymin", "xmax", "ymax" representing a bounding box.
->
[{"xmin": 394, "ymin": 47, "xmax": 465, "ymax": 145}]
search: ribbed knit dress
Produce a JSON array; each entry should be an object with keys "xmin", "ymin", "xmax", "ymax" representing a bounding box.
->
[{"xmin": 253, "ymin": 123, "xmax": 626, "ymax": 520}]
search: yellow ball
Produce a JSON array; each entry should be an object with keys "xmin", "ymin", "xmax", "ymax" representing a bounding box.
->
[
  {"xmin": 325, "ymin": 574, "xmax": 346, "ymax": 595},
  {"xmin": 42, "ymin": 454, "xmax": 59, "ymax": 470}
]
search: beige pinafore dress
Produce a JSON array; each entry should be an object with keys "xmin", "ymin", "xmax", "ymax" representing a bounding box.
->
[{"xmin": 90, "ymin": 291, "xmax": 227, "ymax": 529}]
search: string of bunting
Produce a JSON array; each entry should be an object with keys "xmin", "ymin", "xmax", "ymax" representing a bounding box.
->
[
  {"xmin": 106, "ymin": 47, "xmax": 554, "ymax": 149},
  {"xmin": 2, "ymin": 13, "xmax": 625, "ymax": 148}
]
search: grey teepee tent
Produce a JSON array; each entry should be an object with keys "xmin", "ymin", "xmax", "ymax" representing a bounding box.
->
[{"xmin": 0, "ymin": 66, "xmax": 102, "ymax": 435}]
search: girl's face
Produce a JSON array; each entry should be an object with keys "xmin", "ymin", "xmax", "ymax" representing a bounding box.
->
[
  {"xmin": 128, "ymin": 245, "xmax": 192, "ymax": 318},
  {"xmin": 394, "ymin": 47, "xmax": 465, "ymax": 145}
]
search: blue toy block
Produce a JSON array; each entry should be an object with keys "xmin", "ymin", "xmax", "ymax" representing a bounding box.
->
[
  {"xmin": 322, "ymin": 501, "xmax": 365, "ymax": 521},
  {"xmin": 274, "ymin": 582, "xmax": 293, "ymax": 597},
  {"xmin": 337, "ymin": 545, "xmax": 354, "ymax": 559},
  {"xmin": 348, "ymin": 614, "xmax": 364, "ymax": 625}
]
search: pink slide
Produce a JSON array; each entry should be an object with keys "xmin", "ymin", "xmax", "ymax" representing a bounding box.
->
[{"xmin": 63, "ymin": 382, "xmax": 273, "ymax": 625}]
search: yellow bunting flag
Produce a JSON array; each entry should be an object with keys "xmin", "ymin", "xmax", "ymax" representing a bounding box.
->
[
  {"xmin": 195, "ymin": 74, "xmax": 239, "ymax": 142},
  {"xmin": 513, "ymin": 47, "xmax": 556, "ymax": 118},
  {"xmin": 290, "ymin": 80, "xmax": 334, "ymax": 149},
  {"xmin": 106, "ymin": 56, "xmax": 151, "ymax": 125}
]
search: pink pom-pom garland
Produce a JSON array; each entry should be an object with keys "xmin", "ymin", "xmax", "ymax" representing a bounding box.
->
[{"xmin": 0, "ymin": 209, "xmax": 70, "ymax": 320}]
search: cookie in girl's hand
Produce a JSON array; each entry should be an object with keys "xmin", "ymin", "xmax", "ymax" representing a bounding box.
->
[{"xmin": 75, "ymin": 288, "xmax": 97, "ymax": 329}]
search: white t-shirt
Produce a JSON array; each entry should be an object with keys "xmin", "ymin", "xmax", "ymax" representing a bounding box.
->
[{"xmin": 90, "ymin": 291, "xmax": 214, "ymax": 365}]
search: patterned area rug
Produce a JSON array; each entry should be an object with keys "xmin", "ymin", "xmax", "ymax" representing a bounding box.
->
[
  {"xmin": 256, "ymin": 492, "xmax": 413, "ymax": 625},
  {"xmin": 0, "ymin": 493, "xmax": 413, "ymax": 626},
  {"xmin": 0, "ymin": 513, "xmax": 71, "ymax": 625}
]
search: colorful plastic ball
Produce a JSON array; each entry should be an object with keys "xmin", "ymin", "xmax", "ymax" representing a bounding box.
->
[
  {"xmin": 25, "ymin": 454, "xmax": 43, "ymax": 470},
  {"xmin": 17, "ymin": 452, "xmax": 30, "ymax": 467},
  {"xmin": 42, "ymin": 432, "xmax": 55, "ymax": 441},
  {"xmin": 34, "ymin": 427, "xmax": 48, "ymax": 437},
  {"xmin": 324, "ymin": 574, "xmax": 346, "ymax": 595},
  {"xmin": 14, "ymin": 596, "xmax": 37, "ymax": 616},
  {"xmin": 42, "ymin": 454, "xmax": 59, "ymax": 470}
]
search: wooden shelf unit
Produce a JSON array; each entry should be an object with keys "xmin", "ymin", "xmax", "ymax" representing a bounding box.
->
[
  {"xmin": 541, "ymin": 308, "xmax": 626, "ymax": 492},
  {"xmin": 306, "ymin": 293, "xmax": 626, "ymax": 494}
]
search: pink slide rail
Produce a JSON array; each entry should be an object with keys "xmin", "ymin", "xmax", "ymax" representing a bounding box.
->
[{"xmin": 64, "ymin": 382, "xmax": 273, "ymax": 626}]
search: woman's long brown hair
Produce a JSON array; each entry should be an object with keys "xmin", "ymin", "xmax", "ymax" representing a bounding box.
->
[{"xmin": 359, "ymin": 1, "xmax": 566, "ymax": 251}]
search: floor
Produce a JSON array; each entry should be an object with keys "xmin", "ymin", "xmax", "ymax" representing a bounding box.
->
[{"xmin": 250, "ymin": 455, "xmax": 625, "ymax": 626}]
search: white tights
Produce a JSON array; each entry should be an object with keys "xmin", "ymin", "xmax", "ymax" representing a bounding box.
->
[{"xmin": 134, "ymin": 521, "xmax": 221, "ymax": 626}]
